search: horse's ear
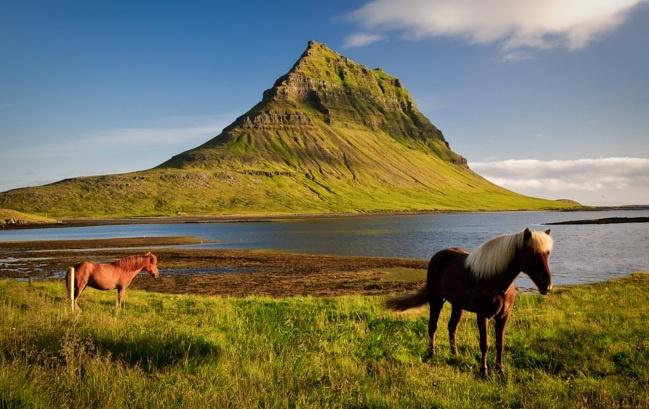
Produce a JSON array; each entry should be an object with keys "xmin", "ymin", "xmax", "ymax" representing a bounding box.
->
[
  {"xmin": 523, "ymin": 228, "xmax": 532, "ymax": 242},
  {"xmin": 545, "ymin": 228, "xmax": 551, "ymax": 235}
]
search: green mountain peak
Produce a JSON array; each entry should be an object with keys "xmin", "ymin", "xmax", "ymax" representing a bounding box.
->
[
  {"xmin": 0, "ymin": 41, "xmax": 575, "ymax": 217},
  {"xmin": 162, "ymin": 40, "xmax": 465, "ymax": 169}
]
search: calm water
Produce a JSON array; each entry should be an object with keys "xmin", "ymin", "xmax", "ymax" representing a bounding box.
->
[{"xmin": 1, "ymin": 210, "xmax": 648, "ymax": 287}]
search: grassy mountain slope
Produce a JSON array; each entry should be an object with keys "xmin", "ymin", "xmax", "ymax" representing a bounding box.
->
[{"xmin": 0, "ymin": 41, "xmax": 576, "ymax": 218}]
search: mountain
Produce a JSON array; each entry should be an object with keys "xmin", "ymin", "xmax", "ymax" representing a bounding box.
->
[{"xmin": 0, "ymin": 41, "xmax": 575, "ymax": 217}]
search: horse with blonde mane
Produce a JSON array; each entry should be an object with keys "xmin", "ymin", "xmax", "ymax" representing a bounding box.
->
[
  {"xmin": 387, "ymin": 228, "xmax": 553, "ymax": 374},
  {"xmin": 66, "ymin": 252, "xmax": 159, "ymax": 311}
]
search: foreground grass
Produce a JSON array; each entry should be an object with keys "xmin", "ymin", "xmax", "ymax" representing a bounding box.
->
[{"xmin": 1, "ymin": 274, "xmax": 647, "ymax": 408}]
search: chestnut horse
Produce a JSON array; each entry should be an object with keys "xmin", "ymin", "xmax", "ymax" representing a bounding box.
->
[
  {"xmin": 66, "ymin": 252, "xmax": 159, "ymax": 311},
  {"xmin": 387, "ymin": 228, "xmax": 553, "ymax": 374}
]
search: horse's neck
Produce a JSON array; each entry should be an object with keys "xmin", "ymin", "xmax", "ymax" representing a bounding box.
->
[
  {"xmin": 480, "ymin": 260, "xmax": 521, "ymax": 293},
  {"xmin": 121, "ymin": 265, "xmax": 144, "ymax": 281}
]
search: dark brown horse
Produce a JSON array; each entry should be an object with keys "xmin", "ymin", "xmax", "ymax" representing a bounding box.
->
[
  {"xmin": 66, "ymin": 252, "xmax": 159, "ymax": 311},
  {"xmin": 387, "ymin": 228, "xmax": 553, "ymax": 374}
]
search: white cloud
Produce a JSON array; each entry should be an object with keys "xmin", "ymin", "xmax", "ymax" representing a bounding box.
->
[
  {"xmin": 500, "ymin": 50, "xmax": 533, "ymax": 62},
  {"xmin": 349, "ymin": 0, "xmax": 646, "ymax": 53},
  {"xmin": 470, "ymin": 157, "xmax": 649, "ymax": 205},
  {"xmin": 91, "ymin": 124, "xmax": 221, "ymax": 146},
  {"xmin": 343, "ymin": 32, "xmax": 384, "ymax": 48}
]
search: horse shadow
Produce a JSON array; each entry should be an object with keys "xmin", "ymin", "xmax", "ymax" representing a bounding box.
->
[
  {"xmin": 506, "ymin": 326, "xmax": 645, "ymax": 380},
  {"xmin": 91, "ymin": 332, "xmax": 221, "ymax": 372},
  {"xmin": 422, "ymin": 325, "xmax": 646, "ymax": 381},
  {"xmin": 12, "ymin": 329, "xmax": 220, "ymax": 373}
]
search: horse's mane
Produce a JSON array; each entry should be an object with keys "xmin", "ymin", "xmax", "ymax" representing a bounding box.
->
[
  {"xmin": 465, "ymin": 230, "xmax": 553, "ymax": 280},
  {"xmin": 112, "ymin": 255, "xmax": 149, "ymax": 271}
]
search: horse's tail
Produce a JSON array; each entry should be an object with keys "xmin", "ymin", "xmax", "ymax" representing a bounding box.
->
[
  {"xmin": 386, "ymin": 287, "xmax": 429, "ymax": 311},
  {"xmin": 386, "ymin": 249, "xmax": 453, "ymax": 311}
]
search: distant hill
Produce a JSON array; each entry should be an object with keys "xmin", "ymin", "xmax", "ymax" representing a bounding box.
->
[
  {"xmin": 0, "ymin": 208, "xmax": 58, "ymax": 226},
  {"xmin": 0, "ymin": 41, "xmax": 577, "ymax": 218}
]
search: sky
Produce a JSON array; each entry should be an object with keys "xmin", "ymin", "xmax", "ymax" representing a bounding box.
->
[{"xmin": 1, "ymin": 0, "xmax": 648, "ymax": 205}]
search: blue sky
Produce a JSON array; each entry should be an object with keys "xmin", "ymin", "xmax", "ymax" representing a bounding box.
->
[{"xmin": 1, "ymin": 0, "xmax": 648, "ymax": 205}]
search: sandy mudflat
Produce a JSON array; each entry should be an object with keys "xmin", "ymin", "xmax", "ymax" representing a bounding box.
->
[{"xmin": 0, "ymin": 236, "xmax": 426, "ymax": 297}]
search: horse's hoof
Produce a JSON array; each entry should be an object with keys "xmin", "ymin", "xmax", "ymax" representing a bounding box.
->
[{"xmin": 479, "ymin": 367, "xmax": 489, "ymax": 377}]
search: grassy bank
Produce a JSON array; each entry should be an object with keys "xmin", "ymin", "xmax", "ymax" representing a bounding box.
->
[
  {"xmin": 1, "ymin": 274, "xmax": 648, "ymax": 408},
  {"xmin": 0, "ymin": 208, "xmax": 58, "ymax": 226}
]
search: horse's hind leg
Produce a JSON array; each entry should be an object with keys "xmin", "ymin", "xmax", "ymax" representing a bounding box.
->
[
  {"xmin": 495, "ymin": 313, "xmax": 510, "ymax": 372},
  {"xmin": 116, "ymin": 288, "xmax": 125, "ymax": 310},
  {"xmin": 74, "ymin": 280, "xmax": 87, "ymax": 312},
  {"xmin": 448, "ymin": 305, "xmax": 463, "ymax": 355},
  {"xmin": 427, "ymin": 298, "xmax": 445, "ymax": 354}
]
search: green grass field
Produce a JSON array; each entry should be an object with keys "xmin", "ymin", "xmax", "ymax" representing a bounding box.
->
[{"xmin": 1, "ymin": 274, "xmax": 647, "ymax": 408}]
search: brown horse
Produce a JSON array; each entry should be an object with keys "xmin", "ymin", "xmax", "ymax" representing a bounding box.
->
[
  {"xmin": 387, "ymin": 228, "xmax": 553, "ymax": 374},
  {"xmin": 66, "ymin": 252, "xmax": 159, "ymax": 311}
]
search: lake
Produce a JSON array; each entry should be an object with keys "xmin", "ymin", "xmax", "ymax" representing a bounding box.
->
[{"xmin": 1, "ymin": 210, "xmax": 648, "ymax": 288}]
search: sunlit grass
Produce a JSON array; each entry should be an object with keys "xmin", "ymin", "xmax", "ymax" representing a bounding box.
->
[{"xmin": 1, "ymin": 273, "xmax": 647, "ymax": 408}]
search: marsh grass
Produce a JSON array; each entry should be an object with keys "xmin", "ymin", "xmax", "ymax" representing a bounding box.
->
[{"xmin": 1, "ymin": 274, "xmax": 647, "ymax": 408}]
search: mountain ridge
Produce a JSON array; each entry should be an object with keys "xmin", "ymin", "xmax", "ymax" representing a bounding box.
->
[
  {"xmin": 160, "ymin": 41, "xmax": 465, "ymax": 170},
  {"xmin": 0, "ymin": 41, "xmax": 576, "ymax": 217}
]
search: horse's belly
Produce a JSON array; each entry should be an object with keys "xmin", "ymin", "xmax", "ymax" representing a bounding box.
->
[
  {"xmin": 449, "ymin": 293, "xmax": 506, "ymax": 318},
  {"xmin": 87, "ymin": 275, "xmax": 117, "ymax": 290}
]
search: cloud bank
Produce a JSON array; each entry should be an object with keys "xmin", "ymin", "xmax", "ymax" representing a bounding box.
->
[
  {"xmin": 347, "ymin": 0, "xmax": 645, "ymax": 54},
  {"xmin": 470, "ymin": 157, "xmax": 649, "ymax": 205}
]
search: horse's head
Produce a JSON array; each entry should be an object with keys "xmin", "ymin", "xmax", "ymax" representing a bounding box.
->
[
  {"xmin": 517, "ymin": 228, "xmax": 553, "ymax": 294},
  {"xmin": 144, "ymin": 252, "xmax": 160, "ymax": 278}
]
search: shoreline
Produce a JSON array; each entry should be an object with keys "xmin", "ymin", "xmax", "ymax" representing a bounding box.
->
[
  {"xmin": 546, "ymin": 216, "xmax": 649, "ymax": 225},
  {"xmin": 5, "ymin": 204, "xmax": 646, "ymax": 231}
]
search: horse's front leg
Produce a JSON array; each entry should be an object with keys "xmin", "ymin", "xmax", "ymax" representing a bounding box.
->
[
  {"xmin": 477, "ymin": 314, "xmax": 489, "ymax": 374},
  {"xmin": 495, "ymin": 313, "xmax": 510, "ymax": 372}
]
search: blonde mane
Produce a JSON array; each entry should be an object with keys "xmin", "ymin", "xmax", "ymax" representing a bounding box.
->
[{"xmin": 465, "ymin": 230, "xmax": 553, "ymax": 280}]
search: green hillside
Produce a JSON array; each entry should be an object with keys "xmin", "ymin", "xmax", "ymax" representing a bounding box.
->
[
  {"xmin": 0, "ymin": 41, "xmax": 576, "ymax": 218},
  {"xmin": 0, "ymin": 209, "xmax": 58, "ymax": 226}
]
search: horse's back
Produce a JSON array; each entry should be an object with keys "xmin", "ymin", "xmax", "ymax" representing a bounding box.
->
[
  {"xmin": 427, "ymin": 247, "xmax": 471, "ymax": 297},
  {"xmin": 74, "ymin": 261, "xmax": 96, "ymax": 275}
]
